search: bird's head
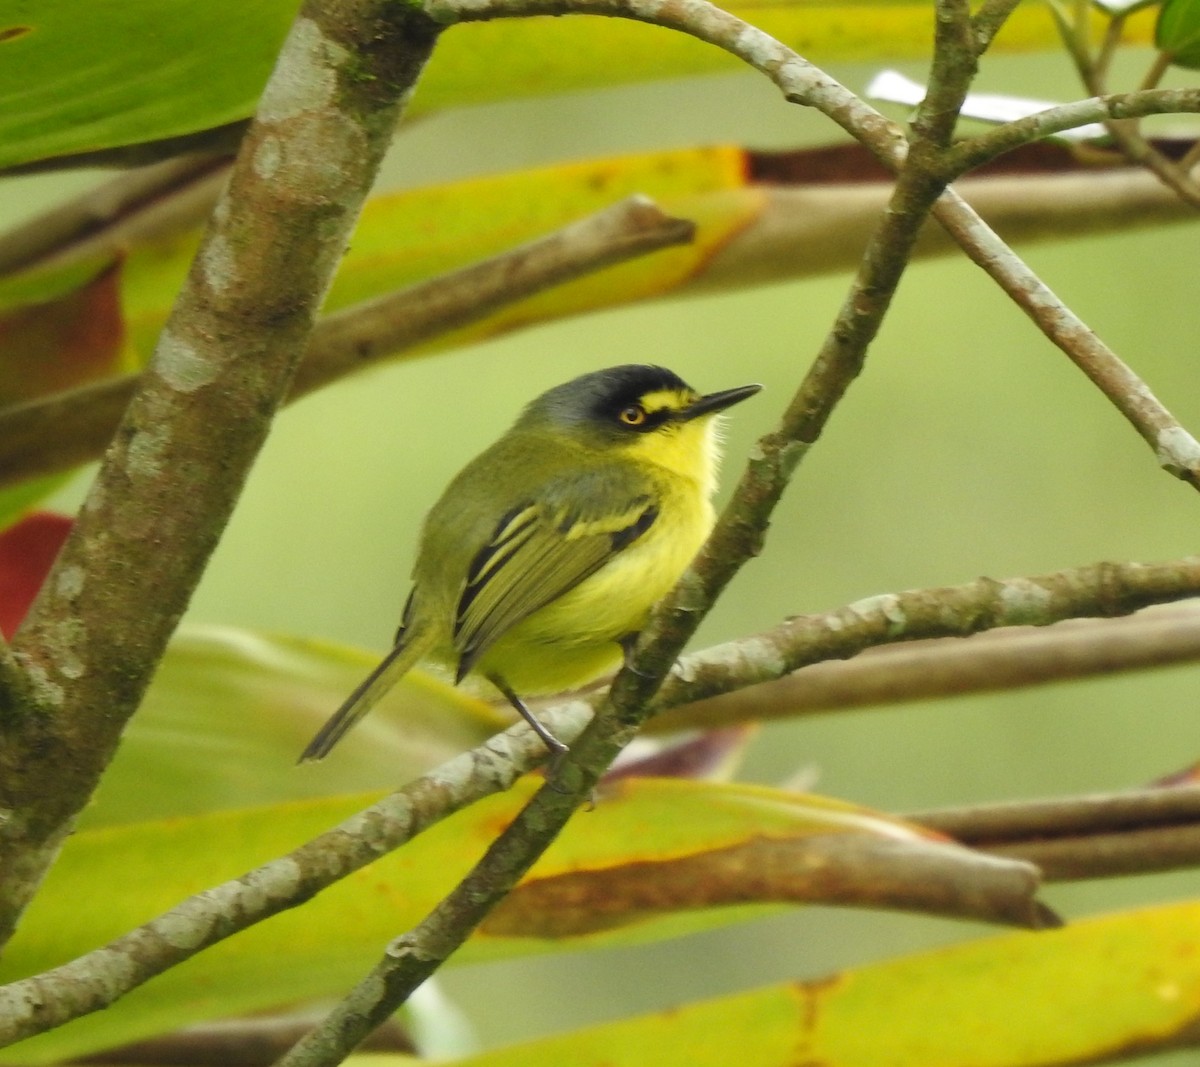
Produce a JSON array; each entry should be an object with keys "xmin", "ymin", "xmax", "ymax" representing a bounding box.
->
[{"xmin": 523, "ymin": 364, "xmax": 761, "ymax": 487}]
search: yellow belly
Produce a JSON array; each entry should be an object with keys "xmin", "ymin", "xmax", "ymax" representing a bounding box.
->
[{"xmin": 474, "ymin": 487, "xmax": 714, "ymax": 694}]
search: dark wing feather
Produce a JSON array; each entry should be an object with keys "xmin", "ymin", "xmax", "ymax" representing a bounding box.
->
[{"xmin": 453, "ymin": 493, "xmax": 658, "ymax": 680}]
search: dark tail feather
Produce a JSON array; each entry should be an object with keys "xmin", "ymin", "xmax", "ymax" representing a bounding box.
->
[{"xmin": 299, "ymin": 629, "xmax": 430, "ymax": 762}]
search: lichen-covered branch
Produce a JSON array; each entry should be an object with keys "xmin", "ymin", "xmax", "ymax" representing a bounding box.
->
[
  {"xmin": 652, "ymin": 557, "xmax": 1200, "ymax": 729},
  {"xmin": 945, "ymin": 87, "xmax": 1200, "ymax": 177},
  {"xmin": 653, "ymin": 602, "xmax": 1200, "ymax": 731},
  {"xmin": 0, "ymin": 1, "xmax": 441, "ymax": 945}
]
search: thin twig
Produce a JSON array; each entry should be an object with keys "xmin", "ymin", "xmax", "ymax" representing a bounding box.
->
[
  {"xmin": 0, "ymin": 155, "xmax": 231, "ymax": 279},
  {"xmin": 1103, "ymin": 121, "xmax": 1200, "ymax": 207},
  {"xmin": 1092, "ymin": 11, "xmax": 1127, "ymax": 85},
  {"xmin": 424, "ymin": 0, "xmax": 907, "ymax": 160},
  {"xmin": 1056, "ymin": 7, "xmax": 1200, "ymax": 209},
  {"xmin": 1179, "ymin": 138, "xmax": 1200, "ymax": 175},
  {"xmin": 944, "ymin": 87, "xmax": 1200, "ymax": 176},
  {"xmin": 1139, "ymin": 49, "xmax": 1174, "ymax": 93},
  {"xmin": 969, "ymin": 0, "xmax": 1025, "ymax": 54},
  {"xmin": 929, "ymin": 187, "xmax": 1200, "ymax": 487}
]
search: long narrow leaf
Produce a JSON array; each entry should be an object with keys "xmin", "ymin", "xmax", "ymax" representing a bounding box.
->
[
  {"xmin": 0, "ymin": 1, "xmax": 1148, "ymax": 170},
  {"xmin": 0, "ymin": 779, "xmax": 1045, "ymax": 1063},
  {"xmin": 436, "ymin": 900, "xmax": 1200, "ymax": 1067}
]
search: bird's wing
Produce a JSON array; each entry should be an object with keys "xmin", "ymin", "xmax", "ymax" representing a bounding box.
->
[{"xmin": 452, "ymin": 475, "xmax": 658, "ymax": 680}]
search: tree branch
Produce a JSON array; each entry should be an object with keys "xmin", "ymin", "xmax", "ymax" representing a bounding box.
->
[
  {"xmin": 0, "ymin": 154, "xmax": 231, "ymax": 278},
  {"xmin": 653, "ymin": 602, "xmax": 1200, "ymax": 731},
  {"xmin": 915, "ymin": 786, "xmax": 1200, "ymax": 881},
  {"xmin": 929, "ymin": 186, "xmax": 1200, "ymax": 487},
  {"xmin": 424, "ymin": 0, "xmax": 906, "ymax": 159},
  {"xmin": 0, "ymin": 1, "xmax": 441, "ymax": 946},
  {"xmin": 651, "ymin": 556, "xmax": 1200, "ymax": 726},
  {"xmin": 0, "ymin": 196, "xmax": 694, "ymax": 488},
  {"xmin": 969, "ymin": 0, "xmax": 1024, "ymax": 53},
  {"xmin": 1067, "ymin": 31, "xmax": 1200, "ymax": 210},
  {"xmin": 288, "ymin": 195, "xmax": 694, "ymax": 395},
  {"xmin": 944, "ymin": 88, "xmax": 1200, "ymax": 177},
  {"xmin": 910, "ymin": 0, "xmax": 978, "ymax": 152}
]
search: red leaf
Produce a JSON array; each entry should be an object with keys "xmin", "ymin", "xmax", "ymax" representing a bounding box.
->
[
  {"xmin": 0, "ymin": 511, "xmax": 72, "ymax": 637},
  {"xmin": 0, "ymin": 262, "xmax": 125, "ymax": 406}
]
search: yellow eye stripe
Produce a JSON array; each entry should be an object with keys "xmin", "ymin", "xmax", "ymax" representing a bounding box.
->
[{"xmin": 633, "ymin": 387, "xmax": 699, "ymax": 420}]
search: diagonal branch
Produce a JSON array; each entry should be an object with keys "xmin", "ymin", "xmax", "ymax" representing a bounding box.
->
[
  {"xmin": 651, "ymin": 556, "xmax": 1200, "ymax": 720},
  {"xmin": 945, "ymin": 87, "xmax": 1200, "ymax": 176},
  {"xmin": 0, "ymin": 718, "xmax": 569, "ymax": 1046},
  {"xmin": 929, "ymin": 187, "xmax": 1200, "ymax": 487},
  {"xmin": 0, "ymin": 154, "xmax": 231, "ymax": 278},
  {"xmin": 0, "ymin": 196, "xmax": 694, "ymax": 488}
]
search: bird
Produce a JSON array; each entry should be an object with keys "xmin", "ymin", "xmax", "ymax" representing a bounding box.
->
[{"xmin": 300, "ymin": 364, "xmax": 760, "ymax": 763}]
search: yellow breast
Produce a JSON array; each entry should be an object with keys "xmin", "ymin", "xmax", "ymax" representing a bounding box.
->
[{"xmin": 475, "ymin": 419, "xmax": 719, "ymax": 694}]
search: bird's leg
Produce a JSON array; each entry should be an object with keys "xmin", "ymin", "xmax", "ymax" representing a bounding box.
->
[{"xmin": 487, "ymin": 672, "xmax": 569, "ymax": 767}]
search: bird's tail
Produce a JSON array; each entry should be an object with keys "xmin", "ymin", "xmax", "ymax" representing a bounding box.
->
[{"xmin": 298, "ymin": 626, "xmax": 434, "ymax": 762}]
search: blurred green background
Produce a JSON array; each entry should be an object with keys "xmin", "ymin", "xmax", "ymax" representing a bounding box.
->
[{"xmin": 8, "ymin": 46, "xmax": 1200, "ymax": 1059}]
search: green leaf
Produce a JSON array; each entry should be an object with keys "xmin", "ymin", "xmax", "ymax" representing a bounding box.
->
[
  {"xmin": 0, "ymin": 0, "xmax": 296, "ymax": 170},
  {"xmin": 0, "ymin": 780, "xmax": 1021, "ymax": 1063},
  {"xmin": 0, "ymin": 0, "xmax": 1155, "ymax": 170},
  {"xmin": 437, "ymin": 900, "xmax": 1200, "ymax": 1067},
  {"xmin": 1157, "ymin": 0, "xmax": 1200, "ymax": 66},
  {"xmin": 82, "ymin": 624, "xmax": 506, "ymax": 827},
  {"xmin": 0, "ymin": 476, "xmax": 69, "ymax": 534}
]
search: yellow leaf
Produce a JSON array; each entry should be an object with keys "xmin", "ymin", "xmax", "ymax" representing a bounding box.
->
[
  {"xmin": 0, "ymin": 779, "xmax": 1040, "ymax": 1063},
  {"xmin": 444, "ymin": 899, "xmax": 1200, "ymax": 1067}
]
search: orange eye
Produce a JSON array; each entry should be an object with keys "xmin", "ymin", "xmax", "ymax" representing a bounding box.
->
[{"xmin": 618, "ymin": 405, "xmax": 647, "ymax": 426}]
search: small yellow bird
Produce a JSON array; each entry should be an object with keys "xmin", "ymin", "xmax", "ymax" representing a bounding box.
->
[{"xmin": 301, "ymin": 364, "xmax": 760, "ymax": 762}]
